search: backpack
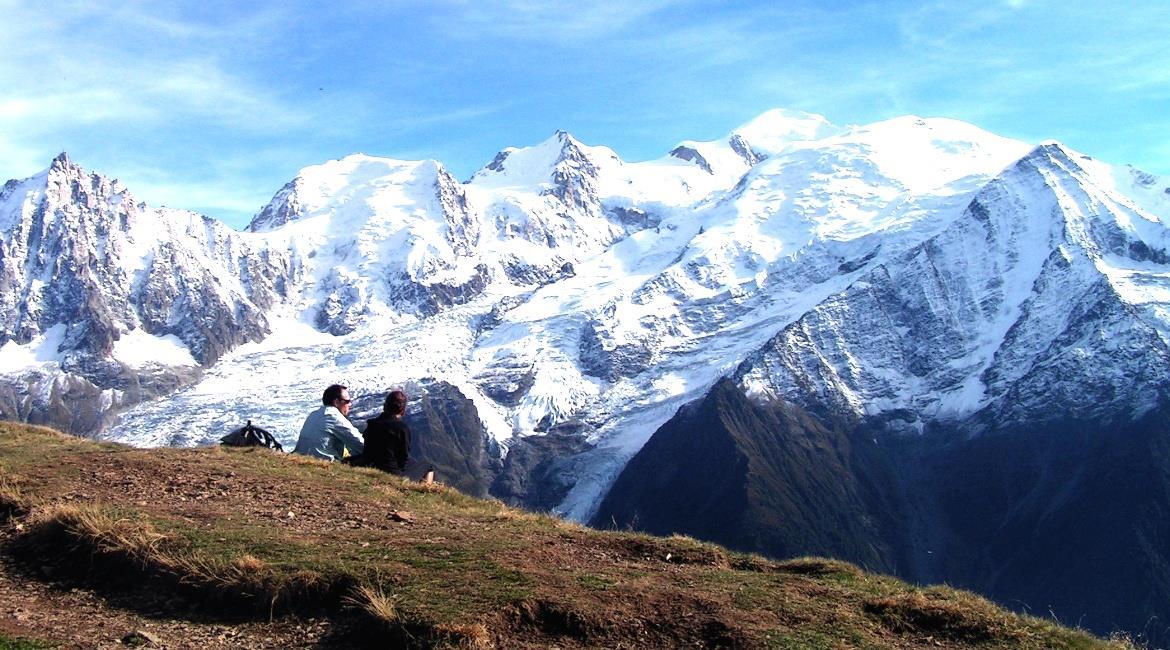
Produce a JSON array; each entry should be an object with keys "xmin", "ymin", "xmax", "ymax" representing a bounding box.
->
[{"xmin": 220, "ymin": 420, "xmax": 284, "ymax": 452}]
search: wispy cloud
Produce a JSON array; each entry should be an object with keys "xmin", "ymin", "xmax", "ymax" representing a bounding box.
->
[
  {"xmin": 0, "ymin": 3, "xmax": 307, "ymax": 148},
  {"xmin": 1, "ymin": 0, "xmax": 1167, "ymax": 220},
  {"xmin": 431, "ymin": 0, "xmax": 692, "ymax": 42}
]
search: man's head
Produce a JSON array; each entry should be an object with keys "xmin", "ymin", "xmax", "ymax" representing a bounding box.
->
[
  {"xmin": 384, "ymin": 390, "xmax": 407, "ymax": 416},
  {"xmin": 323, "ymin": 384, "xmax": 352, "ymax": 415}
]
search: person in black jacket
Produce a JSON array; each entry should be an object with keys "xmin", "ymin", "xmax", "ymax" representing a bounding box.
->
[{"xmin": 357, "ymin": 390, "xmax": 411, "ymax": 474}]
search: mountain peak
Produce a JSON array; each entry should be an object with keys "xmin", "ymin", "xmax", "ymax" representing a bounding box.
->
[
  {"xmin": 248, "ymin": 155, "xmax": 446, "ymax": 232},
  {"xmin": 733, "ymin": 108, "xmax": 831, "ymax": 133},
  {"xmin": 470, "ymin": 130, "xmax": 615, "ymax": 189},
  {"xmin": 731, "ymin": 108, "xmax": 841, "ymax": 156},
  {"xmin": 541, "ymin": 130, "xmax": 586, "ymax": 157},
  {"xmin": 47, "ymin": 151, "xmax": 84, "ymax": 176},
  {"xmin": 1032, "ymin": 139, "xmax": 1079, "ymax": 160},
  {"xmin": 1013, "ymin": 140, "xmax": 1092, "ymax": 177}
]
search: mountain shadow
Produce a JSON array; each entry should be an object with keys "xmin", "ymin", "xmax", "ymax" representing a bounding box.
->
[
  {"xmin": 364, "ymin": 380, "xmax": 596, "ymax": 513},
  {"xmin": 594, "ymin": 378, "xmax": 1170, "ymax": 643},
  {"xmin": 907, "ymin": 409, "xmax": 1170, "ymax": 643},
  {"xmin": 592, "ymin": 378, "xmax": 910, "ymax": 575}
]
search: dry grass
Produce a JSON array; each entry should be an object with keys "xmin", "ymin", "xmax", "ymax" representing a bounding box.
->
[
  {"xmin": 232, "ymin": 554, "xmax": 267, "ymax": 573},
  {"xmin": 18, "ymin": 502, "xmax": 342, "ymax": 617},
  {"xmin": 0, "ymin": 423, "xmax": 1135, "ymax": 649},
  {"xmin": 865, "ymin": 590, "xmax": 1019, "ymax": 643},
  {"xmin": 31, "ymin": 504, "xmax": 173, "ymax": 564},
  {"xmin": 349, "ymin": 585, "xmax": 495, "ymax": 649},
  {"xmin": 0, "ymin": 479, "xmax": 28, "ymax": 522}
]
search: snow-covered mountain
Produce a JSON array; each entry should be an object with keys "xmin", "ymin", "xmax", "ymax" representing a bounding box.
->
[
  {"xmin": 6, "ymin": 107, "xmax": 1170, "ymax": 638},
  {"xmin": 3, "ymin": 108, "xmax": 1169, "ymax": 513},
  {"xmin": 0, "ymin": 153, "xmax": 292, "ymax": 432},
  {"xmin": 736, "ymin": 142, "xmax": 1170, "ymax": 430}
]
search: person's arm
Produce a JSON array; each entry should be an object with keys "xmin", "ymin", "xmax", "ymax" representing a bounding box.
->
[{"xmin": 328, "ymin": 411, "xmax": 365, "ymax": 456}]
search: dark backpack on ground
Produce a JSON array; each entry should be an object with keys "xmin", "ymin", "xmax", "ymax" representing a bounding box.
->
[{"xmin": 220, "ymin": 420, "xmax": 284, "ymax": 452}]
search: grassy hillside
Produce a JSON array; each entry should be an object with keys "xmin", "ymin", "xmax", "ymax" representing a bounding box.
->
[{"xmin": 0, "ymin": 422, "xmax": 1130, "ymax": 649}]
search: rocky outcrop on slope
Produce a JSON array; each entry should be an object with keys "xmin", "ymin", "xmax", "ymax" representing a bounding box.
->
[{"xmin": 1, "ymin": 154, "xmax": 286, "ymax": 365}]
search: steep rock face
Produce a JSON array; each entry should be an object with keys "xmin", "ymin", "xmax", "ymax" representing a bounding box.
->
[
  {"xmin": 593, "ymin": 379, "xmax": 907, "ymax": 573},
  {"xmin": 436, "ymin": 166, "xmax": 480, "ymax": 257},
  {"xmin": 667, "ymin": 145, "xmax": 713, "ymax": 174},
  {"xmin": 247, "ymin": 177, "xmax": 303, "ymax": 232},
  {"xmin": 598, "ymin": 380, "xmax": 1170, "ymax": 641},
  {"xmin": 737, "ymin": 143, "xmax": 1170, "ymax": 430},
  {"xmin": 0, "ymin": 154, "xmax": 284, "ymax": 365},
  {"xmin": 489, "ymin": 427, "xmax": 594, "ymax": 511},
  {"xmin": 0, "ymin": 155, "xmax": 291, "ymax": 433},
  {"xmin": 912, "ymin": 411, "xmax": 1170, "ymax": 641},
  {"xmin": 400, "ymin": 380, "xmax": 502, "ymax": 497}
]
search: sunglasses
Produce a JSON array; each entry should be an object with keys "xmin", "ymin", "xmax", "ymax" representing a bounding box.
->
[{"xmin": 337, "ymin": 398, "xmax": 353, "ymax": 405}]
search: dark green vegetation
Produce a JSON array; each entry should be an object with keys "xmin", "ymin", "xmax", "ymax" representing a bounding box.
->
[
  {"xmin": 0, "ymin": 422, "xmax": 1125, "ymax": 648},
  {"xmin": 0, "ymin": 633, "xmax": 53, "ymax": 650},
  {"xmin": 595, "ymin": 379, "xmax": 1170, "ymax": 645}
]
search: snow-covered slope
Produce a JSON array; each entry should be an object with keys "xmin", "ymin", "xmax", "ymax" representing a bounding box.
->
[
  {"xmin": 4, "ymin": 109, "xmax": 1169, "ymax": 524},
  {"xmin": 736, "ymin": 142, "xmax": 1170, "ymax": 431}
]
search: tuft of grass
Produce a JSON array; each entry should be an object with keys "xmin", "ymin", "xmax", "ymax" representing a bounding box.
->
[
  {"xmin": 351, "ymin": 584, "xmax": 401, "ymax": 626},
  {"xmin": 575, "ymin": 573, "xmax": 616, "ymax": 591},
  {"xmin": 349, "ymin": 585, "xmax": 495, "ymax": 649},
  {"xmin": 0, "ymin": 632, "xmax": 55, "ymax": 650},
  {"xmin": 776, "ymin": 556, "xmax": 865, "ymax": 578},
  {"xmin": 0, "ymin": 478, "xmax": 29, "ymax": 522},
  {"xmin": 29, "ymin": 504, "xmax": 175, "ymax": 567},
  {"xmin": 232, "ymin": 554, "xmax": 267, "ymax": 574},
  {"xmin": 864, "ymin": 589, "xmax": 1011, "ymax": 644}
]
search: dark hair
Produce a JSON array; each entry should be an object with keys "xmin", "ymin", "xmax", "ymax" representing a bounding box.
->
[
  {"xmin": 323, "ymin": 384, "xmax": 347, "ymax": 406},
  {"xmin": 384, "ymin": 390, "xmax": 407, "ymax": 416}
]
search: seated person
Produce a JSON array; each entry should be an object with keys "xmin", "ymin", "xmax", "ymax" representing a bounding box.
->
[
  {"xmin": 352, "ymin": 390, "xmax": 411, "ymax": 473},
  {"xmin": 292, "ymin": 384, "xmax": 364, "ymax": 461}
]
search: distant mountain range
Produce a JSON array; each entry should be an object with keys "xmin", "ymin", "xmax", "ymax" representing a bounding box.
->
[{"xmin": 3, "ymin": 109, "xmax": 1170, "ymax": 640}]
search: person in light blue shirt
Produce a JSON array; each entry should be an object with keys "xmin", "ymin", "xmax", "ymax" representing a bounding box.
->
[{"xmin": 292, "ymin": 384, "xmax": 365, "ymax": 461}]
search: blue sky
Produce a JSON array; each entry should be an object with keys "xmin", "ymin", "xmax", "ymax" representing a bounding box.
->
[{"xmin": 2, "ymin": 1, "xmax": 1168, "ymax": 228}]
